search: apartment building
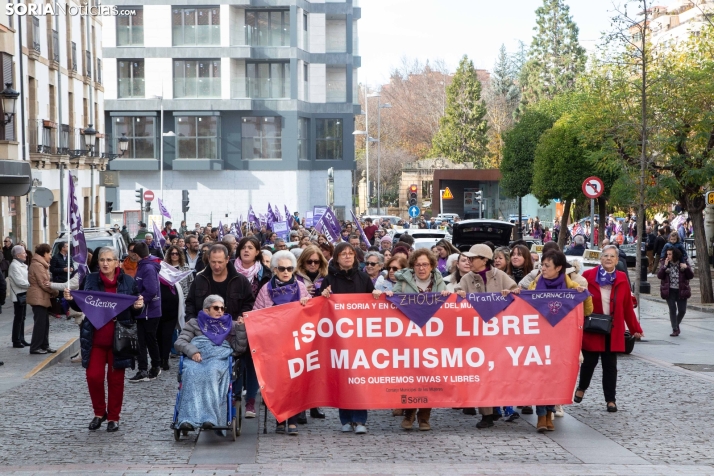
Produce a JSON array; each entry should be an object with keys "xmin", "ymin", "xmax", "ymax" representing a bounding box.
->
[
  {"xmin": 102, "ymin": 0, "xmax": 361, "ymax": 224},
  {"xmin": 649, "ymin": 0, "xmax": 714, "ymax": 45},
  {"xmin": 0, "ymin": 2, "xmax": 107, "ymax": 247}
]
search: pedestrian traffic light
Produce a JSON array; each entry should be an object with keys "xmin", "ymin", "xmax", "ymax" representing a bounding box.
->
[
  {"xmin": 182, "ymin": 189, "xmax": 190, "ymax": 213},
  {"xmin": 409, "ymin": 184, "xmax": 418, "ymax": 206},
  {"xmin": 474, "ymin": 191, "xmax": 483, "ymax": 201},
  {"xmin": 106, "ymin": 201, "xmax": 113, "ymax": 213}
]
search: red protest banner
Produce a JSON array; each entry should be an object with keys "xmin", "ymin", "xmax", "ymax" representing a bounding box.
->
[{"xmin": 244, "ymin": 293, "xmax": 584, "ymax": 421}]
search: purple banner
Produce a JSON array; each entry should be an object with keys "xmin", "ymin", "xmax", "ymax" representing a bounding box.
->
[
  {"xmin": 152, "ymin": 221, "xmax": 166, "ymax": 248},
  {"xmin": 273, "ymin": 204, "xmax": 282, "ymax": 222},
  {"xmin": 386, "ymin": 292, "xmax": 449, "ymax": 328},
  {"xmin": 157, "ymin": 198, "xmax": 171, "ymax": 219},
  {"xmin": 217, "ymin": 221, "xmax": 225, "ymax": 241},
  {"xmin": 516, "ymin": 290, "xmax": 592, "ymax": 327},
  {"xmin": 458, "ymin": 292, "xmax": 515, "ymax": 323},
  {"xmin": 67, "ymin": 173, "xmax": 87, "ymax": 278},
  {"xmin": 350, "ymin": 210, "xmax": 370, "ymax": 247},
  {"xmin": 267, "ymin": 203, "xmax": 278, "ymax": 231},
  {"xmin": 285, "ymin": 205, "xmax": 294, "ymax": 229},
  {"xmin": 248, "ymin": 206, "xmax": 261, "ymax": 231},
  {"xmin": 322, "ymin": 207, "xmax": 342, "ymax": 238},
  {"xmin": 315, "ymin": 217, "xmax": 340, "ymax": 243},
  {"xmin": 70, "ymin": 290, "xmax": 138, "ymax": 330}
]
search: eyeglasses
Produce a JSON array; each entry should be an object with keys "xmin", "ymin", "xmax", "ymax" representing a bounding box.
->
[
  {"xmin": 413, "ymin": 263, "xmax": 431, "ymax": 268},
  {"xmin": 98, "ymin": 258, "xmax": 116, "ymax": 263},
  {"xmin": 388, "ymin": 266, "xmax": 401, "ymax": 272},
  {"xmin": 305, "ymin": 260, "xmax": 321, "ymax": 265},
  {"xmin": 339, "ymin": 253, "xmax": 354, "ymax": 258},
  {"xmin": 365, "ymin": 262, "xmax": 380, "ymax": 267},
  {"xmin": 210, "ymin": 306, "xmax": 225, "ymax": 312},
  {"xmin": 276, "ymin": 266, "xmax": 294, "ymax": 273}
]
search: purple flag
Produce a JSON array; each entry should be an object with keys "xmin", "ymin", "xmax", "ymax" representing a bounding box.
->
[
  {"xmin": 235, "ymin": 218, "xmax": 243, "ymax": 239},
  {"xmin": 267, "ymin": 203, "xmax": 278, "ymax": 231},
  {"xmin": 386, "ymin": 292, "xmax": 449, "ymax": 328},
  {"xmin": 350, "ymin": 210, "xmax": 370, "ymax": 247},
  {"xmin": 517, "ymin": 290, "xmax": 592, "ymax": 327},
  {"xmin": 322, "ymin": 207, "xmax": 342, "ymax": 238},
  {"xmin": 315, "ymin": 217, "xmax": 340, "ymax": 243},
  {"xmin": 285, "ymin": 205, "xmax": 294, "ymax": 229},
  {"xmin": 217, "ymin": 221, "xmax": 225, "ymax": 241},
  {"xmin": 157, "ymin": 198, "xmax": 171, "ymax": 219},
  {"xmin": 248, "ymin": 206, "xmax": 260, "ymax": 230},
  {"xmin": 458, "ymin": 292, "xmax": 515, "ymax": 323},
  {"xmin": 152, "ymin": 221, "xmax": 166, "ymax": 248},
  {"xmin": 273, "ymin": 204, "xmax": 282, "ymax": 222},
  {"xmin": 70, "ymin": 290, "xmax": 138, "ymax": 330},
  {"xmin": 67, "ymin": 173, "xmax": 88, "ymax": 280}
]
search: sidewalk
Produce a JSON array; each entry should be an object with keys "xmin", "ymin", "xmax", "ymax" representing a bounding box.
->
[
  {"xmin": 629, "ymin": 269, "xmax": 714, "ymax": 314},
  {"xmin": 0, "ymin": 300, "xmax": 80, "ymax": 394}
]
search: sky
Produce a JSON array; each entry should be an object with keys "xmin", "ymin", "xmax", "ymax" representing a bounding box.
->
[{"xmin": 357, "ymin": 0, "xmax": 678, "ymax": 86}]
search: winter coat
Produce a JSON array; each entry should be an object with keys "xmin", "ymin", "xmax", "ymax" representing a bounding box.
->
[
  {"xmin": 71, "ymin": 270, "xmax": 140, "ymax": 370},
  {"xmin": 318, "ymin": 262, "xmax": 375, "ymax": 295},
  {"xmin": 295, "ymin": 269, "xmax": 326, "ymax": 297},
  {"xmin": 174, "ymin": 317, "xmax": 247, "ymax": 357},
  {"xmin": 657, "ymin": 261, "xmax": 694, "ymax": 300},
  {"xmin": 653, "ymin": 235, "xmax": 666, "ymax": 257},
  {"xmin": 253, "ymin": 279, "xmax": 311, "ymax": 310},
  {"xmin": 0, "ymin": 270, "xmax": 5, "ymax": 305},
  {"xmin": 185, "ymin": 264, "xmax": 255, "ymax": 321},
  {"xmin": 7, "ymin": 259, "xmax": 30, "ymax": 302},
  {"xmin": 564, "ymin": 245, "xmax": 586, "ymax": 257},
  {"xmin": 134, "ymin": 258, "xmax": 162, "ymax": 318},
  {"xmin": 528, "ymin": 274, "xmax": 594, "ymax": 316},
  {"xmin": 27, "ymin": 254, "xmax": 58, "ymax": 307},
  {"xmin": 519, "ymin": 261, "xmax": 588, "ymax": 290},
  {"xmin": 49, "ymin": 253, "xmax": 72, "ymax": 283},
  {"xmin": 581, "ymin": 267, "xmax": 643, "ymax": 353},
  {"xmin": 454, "ymin": 267, "xmax": 517, "ymax": 294},
  {"xmin": 392, "ymin": 268, "xmax": 447, "ymax": 294}
]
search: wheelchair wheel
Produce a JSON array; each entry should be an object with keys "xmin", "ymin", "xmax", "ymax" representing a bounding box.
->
[
  {"xmin": 231, "ymin": 417, "xmax": 237, "ymax": 441},
  {"xmin": 174, "ymin": 428, "xmax": 181, "ymax": 442},
  {"xmin": 181, "ymin": 429, "xmax": 189, "ymax": 436}
]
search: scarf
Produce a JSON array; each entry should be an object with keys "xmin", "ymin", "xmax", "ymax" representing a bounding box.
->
[
  {"xmin": 235, "ymin": 259, "xmax": 261, "ymax": 283},
  {"xmin": 476, "ymin": 269, "xmax": 488, "ymax": 288},
  {"xmin": 267, "ymin": 276, "xmax": 301, "ymax": 305},
  {"xmin": 415, "ymin": 274, "xmax": 433, "ymax": 293},
  {"xmin": 535, "ymin": 272, "xmax": 566, "ymax": 290},
  {"xmin": 511, "ymin": 266, "xmax": 525, "ymax": 283},
  {"xmin": 437, "ymin": 257, "xmax": 448, "ymax": 273},
  {"xmin": 99, "ymin": 268, "xmax": 119, "ymax": 294},
  {"xmin": 197, "ymin": 310, "xmax": 233, "ymax": 346},
  {"xmin": 595, "ymin": 265, "xmax": 617, "ymax": 287}
]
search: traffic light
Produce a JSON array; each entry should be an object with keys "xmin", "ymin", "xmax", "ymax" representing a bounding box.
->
[
  {"xmin": 182, "ymin": 189, "xmax": 190, "ymax": 213},
  {"xmin": 474, "ymin": 191, "xmax": 483, "ymax": 201},
  {"xmin": 144, "ymin": 201, "xmax": 152, "ymax": 213},
  {"xmin": 106, "ymin": 201, "xmax": 113, "ymax": 213},
  {"xmin": 408, "ymin": 184, "xmax": 418, "ymax": 206},
  {"xmin": 135, "ymin": 188, "xmax": 143, "ymax": 210}
]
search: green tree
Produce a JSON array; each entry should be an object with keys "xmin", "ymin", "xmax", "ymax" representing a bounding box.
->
[
  {"xmin": 532, "ymin": 117, "xmax": 595, "ymax": 248},
  {"xmin": 431, "ymin": 55, "xmax": 489, "ymax": 166},
  {"xmin": 520, "ymin": 0, "xmax": 586, "ymax": 107}
]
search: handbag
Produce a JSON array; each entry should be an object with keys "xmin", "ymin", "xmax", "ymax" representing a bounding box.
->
[
  {"xmin": 583, "ymin": 313, "xmax": 613, "ymax": 334},
  {"xmin": 16, "ymin": 292, "xmax": 26, "ymax": 305},
  {"xmin": 113, "ymin": 319, "xmax": 139, "ymax": 358}
]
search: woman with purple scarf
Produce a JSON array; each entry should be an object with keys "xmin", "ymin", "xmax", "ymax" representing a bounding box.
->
[
  {"xmin": 174, "ymin": 295, "xmax": 247, "ymax": 432},
  {"xmin": 252, "ymin": 250, "xmax": 310, "ymax": 435},
  {"xmin": 527, "ymin": 250, "xmax": 592, "ymax": 433}
]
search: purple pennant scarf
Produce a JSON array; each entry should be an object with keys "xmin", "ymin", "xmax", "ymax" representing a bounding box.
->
[
  {"xmin": 517, "ymin": 289, "xmax": 592, "ymax": 327},
  {"xmin": 267, "ymin": 277, "xmax": 301, "ymax": 305},
  {"xmin": 386, "ymin": 292, "xmax": 449, "ymax": 328},
  {"xmin": 70, "ymin": 290, "xmax": 138, "ymax": 330},
  {"xmin": 197, "ymin": 310, "xmax": 234, "ymax": 346},
  {"xmin": 458, "ymin": 292, "xmax": 514, "ymax": 323},
  {"xmin": 535, "ymin": 273, "xmax": 566, "ymax": 290},
  {"xmin": 595, "ymin": 265, "xmax": 617, "ymax": 287}
]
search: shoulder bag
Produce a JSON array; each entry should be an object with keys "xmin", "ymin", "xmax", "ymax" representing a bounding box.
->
[
  {"xmin": 583, "ymin": 286, "xmax": 615, "ymax": 335},
  {"xmin": 113, "ymin": 318, "xmax": 139, "ymax": 358}
]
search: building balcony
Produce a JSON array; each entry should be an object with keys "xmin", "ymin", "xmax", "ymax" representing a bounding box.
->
[
  {"xmin": 118, "ymin": 78, "xmax": 146, "ymax": 99},
  {"xmin": 230, "ymin": 77, "xmax": 290, "ymax": 100}
]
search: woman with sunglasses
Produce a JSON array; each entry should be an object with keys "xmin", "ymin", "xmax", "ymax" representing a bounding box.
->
[
  {"xmin": 296, "ymin": 245, "xmax": 329, "ymax": 297},
  {"xmin": 362, "ymin": 251, "xmax": 385, "ymax": 285},
  {"xmin": 174, "ymin": 295, "xmax": 247, "ymax": 433},
  {"xmin": 157, "ymin": 245, "xmax": 193, "ymax": 371},
  {"xmin": 373, "ymin": 256, "xmax": 407, "ymax": 293},
  {"xmin": 252, "ymin": 250, "xmax": 310, "ymax": 436}
]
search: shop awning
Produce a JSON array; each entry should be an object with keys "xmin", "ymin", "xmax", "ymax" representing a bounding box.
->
[{"xmin": 0, "ymin": 160, "xmax": 32, "ymax": 196}]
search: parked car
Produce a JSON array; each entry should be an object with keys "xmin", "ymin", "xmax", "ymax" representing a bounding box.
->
[
  {"xmin": 392, "ymin": 229, "xmax": 451, "ymax": 247},
  {"xmin": 436, "ymin": 213, "xmax": 460, "ymax": 223},
  {"xmin": 52, "ymin": 227, "xmax": 129, "ymax": 261},
  {"xmin": 451, "ymin": 219, "xmax": 514, "ymax": 252}
]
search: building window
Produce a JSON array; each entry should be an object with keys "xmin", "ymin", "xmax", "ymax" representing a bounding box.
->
[
  {"xmin": 303, "ymin": 12, "xmax": 308, "ymax": 49},
  {"xmin": 85, "ymin": 50, "xmax": 91, "ymax": 77},
  {"xmin": 303, "ymin": 63, "xmax": 309, "ymax": 101},
  {"xmin": 176, "ymin": 116, "xmax": 219, "ymax": 160},
  {"xmin": 117, "ymin": 8, "xmax": 144, "ymax": 46},
  {"xmin": 30, "ymin": 17, "xmax": 40, "ymax": 52},
  {"xmin": 173, "ymin": 59, "xmax": 221, "ymax": 98},
  {"xmin": 326, "ymin": 67, "xmax": 347, "ymax": 103},
  {"xmin": 96, "ymin": 58, "xmax": 102, "ymax": 84},
  {"xmin": 118, "ymin": 60, "xmax": 144, "ymax": 98},
  {"xmin": 113, "ymin": 116, "xmax": 155, "ymax": 159},
  {"xmin": 316, "ymin": 119, "xmax": 343, "ymax": 160},
  {"xmin": 51, "ymin": 30, "xmax": 59, "ymax": 62},
  {"xmin": 298, "ymin": 118, "xmax": 309, "ymax": 160},
  {"xmin": 172, "ymin": 7, "xmax": 220, "ymax": 46},
  {"xmin": 241, "ymin": 116, "xmax": 282, "ymax": 160},
  {"xmin": 71, "ymin": 42, "xmax": 77, "ymax": 72},
  {"xmin": 0, "ymin": 53, "xmax": 15, "ymax": 141},
  {"xmin": 245, "ymin": 10, "xmax": 290, "ymax": 47},
  {"xmin": 246, "ymin": 61, "xmax": 290, "ymax": 99}
]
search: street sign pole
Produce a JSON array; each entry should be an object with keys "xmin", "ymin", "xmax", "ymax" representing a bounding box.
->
[
  {"xmin": 590, "ymin": 198, "xmax": 595, "ymax": 249},
  {"xmin": 440, "ymin": 189, "xmax": 444, "ymax": 218}
]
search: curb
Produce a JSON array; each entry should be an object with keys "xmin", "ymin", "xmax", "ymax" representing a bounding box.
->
[
  {"xmin": 639, "ymin": 294, "xmax": 714, "ymax": 314},
  {"xmin": 24, "ymin": 337, "xmax": 80, "ymax": 379}
]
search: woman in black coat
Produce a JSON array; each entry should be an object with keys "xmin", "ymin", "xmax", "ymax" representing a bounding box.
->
[{"xmin": 64, "ymin": 247, "xmax": 143, "ymax": 432}]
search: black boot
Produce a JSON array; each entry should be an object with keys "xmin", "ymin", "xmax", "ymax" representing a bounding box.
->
[
  {"xmin": 297, "ymin": 410, "xmax": 308, "ymax": 424},
  {"xmin": 476, "ymin": 415, "xmax": 494, "ymax": 429},
  {"xmin": 310, "ymin": 407, "xmax": 326, "ymax": 419},
  {"xmin": 161, "ymin": 359, "xmax": 170, "ymax": 371}
]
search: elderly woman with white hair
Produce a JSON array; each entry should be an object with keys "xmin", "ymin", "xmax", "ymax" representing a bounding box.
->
[
  {"xmin": 174, "ymin": 294, "xmax": 247, "ymax": 432},
  {"xmin": 363, "ymin": 251, "xmax": 384, "ymax": 285},
  {"xmin": 252, "ymin": 250, "xmax": 310, "ymax": 435},
  {"xmin": 8, "ymin": 245, "xmax": 31, "ymax": 348}
]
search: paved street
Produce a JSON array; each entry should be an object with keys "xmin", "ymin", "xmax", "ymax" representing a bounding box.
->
[{"xmin": 0, "ymin": 298, "xmax": 713, "ymax": 475}]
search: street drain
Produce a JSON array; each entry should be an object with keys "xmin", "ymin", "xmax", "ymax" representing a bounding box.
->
[
  {"xmin": 674, "ymin": 364, "xmax": 714, "ymax": 372},
  {"xmin": 638, "ymin": 339, "xmax": 678, "ymax": 345}
]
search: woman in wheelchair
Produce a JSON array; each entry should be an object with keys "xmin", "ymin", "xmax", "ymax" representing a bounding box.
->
[{"xmin": 174, "ymin": 295, "xmax": 247, "ymax": 432}]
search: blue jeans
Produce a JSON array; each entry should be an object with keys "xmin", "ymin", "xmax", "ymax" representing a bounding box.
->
[
  {"xmin": 236, "ymin": 352, "xmax": 259, "ymax": 401},
  {"xmin": 536, "ymin": 405, "xmax": 555, "ymax": 416},
  {"xmin": 339, "ymin": 409, "xmax": 367, "ymax": 425}
]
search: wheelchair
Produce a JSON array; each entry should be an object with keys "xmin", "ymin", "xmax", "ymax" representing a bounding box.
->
[{"xmin": 170, "ymin": 354, "xmax": 243, "ymax": 441}]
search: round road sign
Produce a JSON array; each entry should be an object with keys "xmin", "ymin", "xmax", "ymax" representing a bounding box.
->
[
  {"xmin": 582, "ymin": 176, "xmax": 604, "ymax": 199},
  {"xmin": 32, "ymin": 187, "xmax": 54, "ymax": 208},
  {"xmin": 144, "ymin": 190, "xmax": 155, "ymax": 202},
  {"xmin": 408, "ymin": 206, "xmax": 420, "ymax": 218}
]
